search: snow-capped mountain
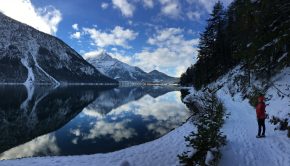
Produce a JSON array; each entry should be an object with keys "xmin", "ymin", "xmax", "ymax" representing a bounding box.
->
[
  {"xmin": 0, "ymin": 13, "xmax": 117, "ymax": 84},
  {"xmin": 86, "ymin": 52, "xmax": 179, "ymax": 83}
]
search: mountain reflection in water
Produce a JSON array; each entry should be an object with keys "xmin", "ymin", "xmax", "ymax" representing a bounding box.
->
[{"xmin": 0, "ymin": 85, "xmax": 190, "ymax": 160}]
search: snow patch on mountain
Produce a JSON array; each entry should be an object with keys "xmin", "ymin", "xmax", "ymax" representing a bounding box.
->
[{"xmin": 21, "ymin": 57, "xmax": 35, "ymax": 85}]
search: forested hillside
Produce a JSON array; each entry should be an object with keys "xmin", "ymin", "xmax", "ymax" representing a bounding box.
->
[{"xmin": 180, "ymin": 0, "xmax": 290, "ymax": 89}]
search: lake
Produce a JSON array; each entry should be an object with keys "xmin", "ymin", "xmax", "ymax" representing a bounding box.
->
[{"xmin": 0, "ymin": 85, "xmax": 190, "ymax": 160}]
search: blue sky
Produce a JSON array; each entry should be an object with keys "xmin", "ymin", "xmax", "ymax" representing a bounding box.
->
[{"xmin": 0, "ymin": 0, "xmax": 232, "ymax": 77}]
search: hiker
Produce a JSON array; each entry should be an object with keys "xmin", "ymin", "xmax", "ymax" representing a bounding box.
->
[{"xmin": 256, "ymin": 96, "xmax": 266, "ymax": 138}]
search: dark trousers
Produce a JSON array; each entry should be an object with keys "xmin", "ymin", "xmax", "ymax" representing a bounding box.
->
[{"xmin": 257, "ymin": 118, "xmax": 266, "ymax": 136}]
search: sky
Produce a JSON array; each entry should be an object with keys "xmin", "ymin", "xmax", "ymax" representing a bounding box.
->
[{"xmin": 0, "ymin": 0, "xmax": 232, "ymax": 77}]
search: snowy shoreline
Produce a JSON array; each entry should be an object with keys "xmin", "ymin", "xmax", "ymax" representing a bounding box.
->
[{"xmin": 0, "ymin": 120, "xmax": 194, "ymax": 166}]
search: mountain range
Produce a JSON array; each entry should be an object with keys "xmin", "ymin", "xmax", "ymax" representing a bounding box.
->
[
  {"xmin": 0, "ymin": 13, "xmax": 178, "ymax": 85},
  {"xmin": 86, "ymin": 52, "xmax": 179, "ymax": 83},
  {"xmin": 0, "ymin": 13, "xmax": 116, "ymax": 85}
]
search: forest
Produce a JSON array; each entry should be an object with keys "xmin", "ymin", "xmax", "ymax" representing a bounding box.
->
[{"xmin": 180, "ymin": 0, "xmax": 290, "ymax": 89}]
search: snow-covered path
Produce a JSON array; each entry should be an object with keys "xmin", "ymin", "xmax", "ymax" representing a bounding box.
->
[{"xmin": 219, "ymin": 92, "xmax": 290, "ymax": 166}]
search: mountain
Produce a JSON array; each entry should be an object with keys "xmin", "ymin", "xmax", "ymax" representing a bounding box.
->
[
  {"xmin": 0, "ymin": 13, "xmax": 117, "ymax": 84},
  {"xmin": 86, "ymin": 52, "xmax": 149, "ymax": 82},
  {"xmin": 148, "ymin": 70, "xmax": 179, "ymax": 83},
  {"xmin": 86, "ymin": 52, "xmax": 179, "ymax": 83}
]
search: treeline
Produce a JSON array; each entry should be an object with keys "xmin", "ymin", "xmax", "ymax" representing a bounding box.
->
[{"xmin": 180, "ymin": 0, "xmax": 290, "ymax": 89}]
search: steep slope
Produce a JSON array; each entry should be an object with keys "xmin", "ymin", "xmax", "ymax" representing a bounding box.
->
[
  {"xmin": 0, "ymin": 13, "xmax": 117, "ymax": 84},
  {"xmin": 86, "ymin": 52, "xmax": 178, "ymax": 83}
]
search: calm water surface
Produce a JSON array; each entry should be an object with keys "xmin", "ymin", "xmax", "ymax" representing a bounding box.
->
[{"xmin": 0, "ymin": 85, "xmax": 190, "ymax": 160}]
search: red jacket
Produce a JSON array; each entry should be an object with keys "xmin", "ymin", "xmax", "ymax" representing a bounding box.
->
[{"xmin": 256, "ymin": 102, "xmax": 266, "ymax": 119}]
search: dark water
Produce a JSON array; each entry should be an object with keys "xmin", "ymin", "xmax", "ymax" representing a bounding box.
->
[{"xmin": 0, "ymin": 85, "xmax": 190, "ymax": 160}]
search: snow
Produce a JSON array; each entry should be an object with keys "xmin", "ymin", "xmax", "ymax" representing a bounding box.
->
[
  {"xmin": 259, "ymin": 38, "xmax": 279, "ymax": 51},
  {"xmin": 21, "ymin": 57, "xmax": 35, "ymax": 86},
  {"xmin": 0, "ymin": 121, "xmax": 194, "ymax": 166},
  {"xmin": 218, "ymin": 88, "xmax": 290, "ymax": 166},
  {"xmin": 32, "ymin": 56, "xmax": 60, "ymax": 85},
  {"xmin": 278, "ymin": 52, "xmax": 288, "ymax": 62},
  {"xmin": 205, "ymin": 151, "xmax": 214, "ymax": 165},
  {"xmin": 215, "ymin": 67, "xmax": 290, "ymax": 166},
  {"xmin": 21, "ymin": 52, "xmax": 59, "ymax": 85},
  {"xmin": 267, "ymin": 67, "xmax": 290, "ymax": 119}
]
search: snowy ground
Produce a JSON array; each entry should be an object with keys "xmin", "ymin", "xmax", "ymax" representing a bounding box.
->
[
  {"xmin": 218, "ymin": 90, "xmax": 290, "ymax": 166},
  {"xmin": 218, "ymin": 67, "xmax": 290, "ymax": 166}
]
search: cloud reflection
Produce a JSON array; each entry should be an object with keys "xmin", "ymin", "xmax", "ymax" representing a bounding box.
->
[
  {"xmin": 77, "ymin": 91, "xmax": 189, "ymax": 141},
  {"xmin": 0, "ymin": 134, "xmax": 59, "ymax": 160},
  {"xmin": 84, "ymin": 119, "xmax": 137, "ymax": 142}
]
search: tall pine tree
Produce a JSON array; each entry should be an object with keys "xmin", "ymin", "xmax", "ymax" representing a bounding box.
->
[{"xmin": 181, "ymin": 1, "xmax": 235, "ymax": 89}]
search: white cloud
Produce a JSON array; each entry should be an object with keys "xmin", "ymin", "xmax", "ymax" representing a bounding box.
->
[
  {"xmin": 101, "ymin": 2, "xmax": 109, "ymax": 9},
  {"xmin": 83, "ymin": 26, "xmax": 138, "ymax": 48},
  {"xmin": 83, "ymin": 49, "xmax": 105, "ymax": 59},
  {"xmin": 89, "ymin": 27, "xmax": 199, "ymax": 77},
  {"xmin": 70, "ymin": 31, "xmax": 81, "ymax": 39},
  {"xmin": 159, "ymin": 0, "xmax": 181, "ymax": 18},
  {"xmin": 187, "ymin": 0, "xmax": 232, "ymax": 13},
  {"xmin": 196, "ymin": 0, "xmax": 216, "ymax": 13},
  {"xmin": 112, "ymin": 0, "xmax": 135, "ymax": 17},
  {"xmin": 72, "ymin": 23, "xmax": 79, "ymax": 30},
  {"xmin": 131, "ymin": 28, "xmax": 199, "ymax": 77},
  {"xmin": 0, "ymin": 0, "xmax": 62, "ymax": 35},
  {"xmin": 187, "ymin": 11, "xmax": 201, "ymax": 21},
  {"xmin": 0, "ymin": 134, "xmax": 60, "ymax": 160},
  {"xmin": 143, "ymin": 0, "xmax": 154, "ymax": 8}
]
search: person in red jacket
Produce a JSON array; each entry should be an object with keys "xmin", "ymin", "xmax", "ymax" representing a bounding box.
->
[{"xmin": 256, "ymin": 96, "xmax": 266, "ymax": 138}]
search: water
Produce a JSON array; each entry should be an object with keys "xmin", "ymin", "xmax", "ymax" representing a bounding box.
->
[{"xmin": 0, "ymin": 85, "xmax": 190, "ymax": 160}]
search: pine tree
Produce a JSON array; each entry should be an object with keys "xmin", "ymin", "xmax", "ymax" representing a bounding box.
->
[{"xmin": 187, "ymin": 1, "xmax": 234, "ymax": 89}]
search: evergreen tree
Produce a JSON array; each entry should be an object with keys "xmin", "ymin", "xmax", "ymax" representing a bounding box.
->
[{"xmin": 180, "ymin": 1, "xmax": 235, "ymax": 89}]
